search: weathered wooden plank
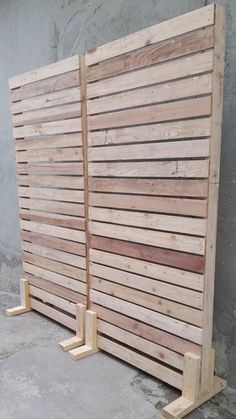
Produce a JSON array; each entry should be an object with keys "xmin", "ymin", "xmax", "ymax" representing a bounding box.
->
[
  {"xmin": 20, "ymin": 209, "xmax": 85, "ymax": 230},
  {"xmin": 15, "ymin": 133, "xmax": 82, "ymax": 151},
  {"xmin": 86, "ymin": 5, "xmax": 214, "ymax": 65},
  {"xmin": 17, "ymin": 175, "xmax": 83, "ymax": 189},
  {"xmin": 16, "ymin": 147, "xmax": 83, "ymax": 163},
  {"xmin": 19, "ymin": 198, "xmax": 84, "ymax": 217},
  {"xmin": 29, "ymin": 285, "xmax": 76, "ymax": 315},
  {"xmin": 89, "ymin": 178, "xmax": 208, "ymax": 198},
  {"xmin": 88, "ymin": 118, "xmax": 211, "ymax": 146},
  {"xmin": 88, "ymin": 97, "xmax": 211, "ymax": 130},
  {"xmin": 87, "ymin": 26, "xmax": 214, "ymax": 82},
  {"xmin": 88, "ymin": 74, "xmax": 212, "ymax": 115},
  {"xmin": 10, "ymin": 55, "xmax": 79, "ymax": 88},
  {"xmin": 90, "ymin": 249, "xmax": 204, "ymax": 291},
  {"xmin": 18, "ymin": 187, "xmax": 84, "ymax": 203},
  {"xmin": 92, "ymin": 276, "xmax": 202, "ymax": 326},
  {"xmin": 20, "ymin": 220, "xmax": 85, "ymax": 243},
  {"xmin": 30, "ymin": 298, "xmax": 76, "ymax": 330},
  {"xmin": 14, "ymin": 118, "xmax": 82, "ymax": 138},
  {"xmin": 17, "ymin": 162, "xmax": 83, "ymax": 176},
  {"xmin": 89, "ymin": 208, "xmax": 206, "ymax": 236},
  {"xmin": 89, "ymin": 221, "xmax": 205, "ymax": 255},
  {"xmin": 89, "ymin": 193, "xmax": 207, "ymax": 217},
  {"xmin": 90, "ymin": 236, "xmax": 205, "ymax": 274}
]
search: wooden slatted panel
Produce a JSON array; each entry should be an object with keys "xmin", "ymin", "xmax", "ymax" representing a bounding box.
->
[
  {"xmin": 10, "ymin": 55, "xmax": 87, "ymax": 324},
  {"xmin": 86, "ymin": 4, "xmax": 218, "ymax": 390}
]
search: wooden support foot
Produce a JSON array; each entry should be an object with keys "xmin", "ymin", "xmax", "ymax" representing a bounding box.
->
[
  {"xmin": 69, "ymin": 310, "xmax": 99, "ymax": 361},
  {"xmin": 6, "ymin": 279, "xmax": 31, "ymax": 316},
  {"xmin": 59, "ymin": 303, "xmax": 86, "ymax": 351}
]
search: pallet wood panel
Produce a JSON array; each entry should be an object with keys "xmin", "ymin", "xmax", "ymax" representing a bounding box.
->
[{"xmin": 9, "ymin": 55, "xmax": 88, "ymax": 324}]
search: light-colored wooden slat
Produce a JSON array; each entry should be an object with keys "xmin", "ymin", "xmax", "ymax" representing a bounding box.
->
[
  {"xmin": 89, "ymin": 208, "xmax": 206, "ymax": 237},
  {"xmin": 18, "ymin": 187, "xmax": 84, "ymax": 203},
  {"xmin": 10, "ymin": 55, "xmax": 79, "ymax": 88},
  {"xmin": 23, "ymin": 241, "xmax": 86, "ymax": 269},
  {"xmin": 12, "ymin": 87, "xmax": 81, "ymax": 114},
  {"xmin": 86, "ymin": 4, "xmax": 214, "ymax": 65},
  {"xmin": 13, "ymin": 102, "xmax": 81, "ymax": 126},
  {"xmin": 20, "ymin": 220, "xmax": 85, "ymax": 243},
  {"xmin": 29, "ymin": 285, "xmax": 76, "ymax": 315},
  {"xmin": 89, "ymin": 159, "xmax": 209, "ymax": 179},
  {"xmin": 17, "ymin": 162, "xmax": 83, "ymax": 176},
  {"xmin": 92, "ymin": 303, "xmax": 201, "ymax": 356},
  {"xmin": 89, "ymin": 178, "xmax": 208, "ymax": 198},
  {"xmin": 87, "ymin": 26, "xmax": 214, "ymax": 82},
  {"xmin": 88, "ymin": 96, "xmax": 211, "ymax": 131},
  {"xmin": 13, "ymin": 118, "xmax": 82, "ymax": 138},
  {"xmin": 23, "ymin": 252, "xmax": 86, "ymax": 280},
  {"xmin": 17, "ymin": 175, "xmax": 83, "ymax": 189},
  {"xmin": 98, "ymin": 320, "xmax": 184, "ymax": 370},
  {"xmin": 89, "ymin": 221, "xmax": 205, "ymax": 255},
  {"xmin": 16, "ymin": 147, "xmax": 83, "ymax": 163},
  {"xmin": 88, "ymin": 118, "xmax": 211, "ymax": 146},
  {"xmin": 19, "ymin": 198, "xmax": 84, "ymax": 217},
  {"xmin": 91, "ymin": 290, "xmax": 202, "ymax": 344},
  {"xmin": 89, "ymin": 193, "xmax": 207, "ymax": 217},
  {"xmin": 88, "ymin": 140, "xmax": 209, "ymax": 162},
  {"xmin": 90, "ymin": 250, "xmax": 204, "ymax": 292},
  {"xmin": 24, "ymin": 263, "xmax": 86, "ymax": 293},
  {"xmin": 20, "ymin": 209, "xmax": 85, "ymax": 230},
  {"xmin": 87, "ymin": 50, "xmax": 213, "ymax": 98},
  {"xmin": 30, "ymin": 298, "xmax": 76, "ymax": 330},
  {"xmin": 15, "ymin": 133, "xmax": 82, "ymax": 151},
  {"xmin": 98, "ymin": 336, "xmax": 183, "ymax": 389},
  {"xmin": 22, "ymin": 230, "xmax": 86, "ymax": 257},
  {"xmin": 88, "ymin": 74, "xmax": 212, "ymax": 115},
  {"xmin": 92, "ymin": 276, "xmax": 202, "ymax": 326}
]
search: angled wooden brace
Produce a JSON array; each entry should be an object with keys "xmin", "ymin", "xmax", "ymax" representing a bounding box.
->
[
  {"xmin": 69, "ymin": 310, "xmax": 99, "ymax": 360},
  {"xmin": 59, "ymin": 303, "xmax": 86, "ymax": 352},
  {"xmin": 6, "ymin": 278, "xmax": 31, "ymax": 316}
]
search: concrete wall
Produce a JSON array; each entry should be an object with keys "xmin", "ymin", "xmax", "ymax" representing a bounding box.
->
[{"xmin": 0, "ymin": 0, "xmax": 235, "ymax": 388}]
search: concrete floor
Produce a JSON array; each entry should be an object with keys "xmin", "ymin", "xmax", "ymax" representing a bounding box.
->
[{"xmin": 1, "ymin": 292, "xmax": 236, "ymax": 419}]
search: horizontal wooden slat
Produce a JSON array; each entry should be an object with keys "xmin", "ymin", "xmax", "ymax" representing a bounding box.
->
[
  {"xmin": 13, "ymin": 102, "xmax": 81, "ymax": 126},
  {"xmin": 29, "ymin": 285, "xmax": 76, "ymax": 315},
  {"xmin": 91, "ymin": 290, "xmax": 202, "ymax": 344},
  {"xmin": 14, "ymin": 118, "xmax": 82, "ymax": 138},
  {"xmin": 19, "ymin": 198, "xmax": 84, "ymax": 217},
  {"xmin": 88, "ymin": 118, "xmax": 211, "ymax": 146},
  {"xmin": 98, "ymin": 320, "xmax": 184, "ymax": 370},
  {"xmin": 86, "ymin": 4, "xmax": 214, "ymax": 65},
  {"xmin": 23, "ymin": 241, "xmax": 86, "ymax": 269},
  {"xmin": 92, "ymin": 276, "xmax": 202, "ymax": 326},
  {"xmin": 12, "ymin": 87, "xmax": 81, "ymax": 114},
  {"xmin": 90, "ymin": 249, "xmax": 204, "ymax": 291},
  {"xmin": 27, "ymin": 273, "xmax": 87, "ymax": 304},
  {"xmin": 17, "ymin": 162, "xmax": 83, "ymax": 176},
  {"xmin": 89, "ymin": 221, "xmax": 205, "ymax": 255},
  {"xmin": 16, "ymin": 147, "xmax": 83, "ymax": 163},
  {"xmin": 20, "ymin": 209, "xmax": 85, "ymax": 230},
  {"xmin": 15, "ymin": 133, "xmax": 82, "ymax": 151},
  {"xmin": 10, "ymin": 55, "xmax": 79, "ymax": 88},
  {"xmin": 24, "ymin": 263, "xmax": 86, "ymax": 293},
  {"xmin": 89, "ymin": 178, "xmax": 208, "ymax": 198},
  {"xmin": 20, "ymin": 220, "xmax": 85, "ymax": 243},
  {"xmin": 92, "ymin": 303, "xmax": 201, "ymax": 356},
  {"xmin": 87, "ymin": 51, "xmax": 213, "ymax": 99},
  {"xmin": 18, "ymin": 187, "xmax": 84, "ymax": 203},
  {"xmin": 90, "ymin": 236, "xmax": 205, "ymax": 275},
  {"xmin": 89, "ymin": 140, "xmax": 209, "ymax": 162},
  {"xmin": 88, "ymin": 74, "xmax": 212, "ymax": 115},
  {"xmin": 30, "ymin": 298, "xmax": 76, "ymax": 330},
  {"xmin": 89, "ymin": 208, "xmax": 206, "ymax": 236},
  {"xmin": 17, "ymin": 175, "xmax": 83, "ymax": 189},
  {"xmin": 11, "ymin": 70, "xmax": 79, "ymax": 102},
  {"xmin": 22, "ymin": 231, "xmax": 86, "ymax": 257},
  {"xmin": 89, "ymin": 193, "xmax": 207, "ymax": 217},
  {"xmin": 87, "ymin": 26, "xmax": 214, "ymax": 82}
]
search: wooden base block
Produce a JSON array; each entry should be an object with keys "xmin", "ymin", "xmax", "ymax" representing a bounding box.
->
[
  {"xmin": 59, "ymin": 336, "xmax": 84, "ymax": 352},
  {"xmin": 69, "ymin": 345, "xmax": 99, "ymax": 361},
  {"xmin": 6, "ymin": 279, "xmax": 31, "ymax": 316},
  {"xmin": 163, "ymin": 376, "xmax": 226, "ymax": 419},
  {"xmin": 6, "ymin": 305, "xmax": 31, "ymax": 316}
]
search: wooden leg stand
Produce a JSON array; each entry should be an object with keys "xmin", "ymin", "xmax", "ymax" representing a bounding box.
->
[
  {"xmin": 6, "ymin": 278, "xmax": 31, "ymax": 316},
  {"xmin": 163, "ymin": 352, "xmax": 226, "ymax": 419},
  {"xmin": 59, "ymin": 303, "xmax": 86, "ymax": 351},
  {"xmin": 69, "ymin": 310, "xmax": 99, "ymax": 360}
]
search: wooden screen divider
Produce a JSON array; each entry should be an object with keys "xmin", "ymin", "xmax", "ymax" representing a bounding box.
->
[{"xmin": 6, "ymin": 4, "xmax": 226, "ymax": 417}]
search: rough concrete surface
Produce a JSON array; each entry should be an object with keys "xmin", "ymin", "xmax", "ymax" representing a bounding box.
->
[
  {"xmin": 0, "ymin": 0, "xmax": 235, "ymax": 391},
  {"xmin": 1, "ymin": 293, "xmax": 236, "ymax": 419}
]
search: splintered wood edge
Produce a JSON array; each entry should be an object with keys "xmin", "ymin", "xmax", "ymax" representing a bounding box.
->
[
  {"xmin": 58, "ymin": 336, "xmax": 84, "ymax": 352},
  {"xmin": 162, "ymin": 376, "xmax": 226, "ymax": 419}
]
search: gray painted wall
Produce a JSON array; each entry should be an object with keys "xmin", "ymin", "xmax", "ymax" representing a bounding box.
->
[{"xmin": 0, "ymin": 0, "xmax": 235, "ymax": 388}]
